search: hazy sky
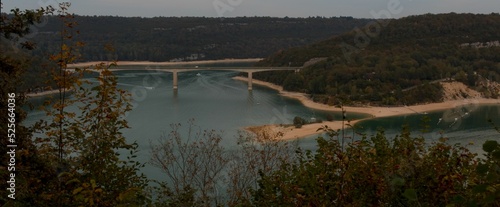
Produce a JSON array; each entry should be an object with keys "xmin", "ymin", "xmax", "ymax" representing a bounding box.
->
[{"xmin": 2, "ymin": 0, "xmax": 499, "ymax": 18}]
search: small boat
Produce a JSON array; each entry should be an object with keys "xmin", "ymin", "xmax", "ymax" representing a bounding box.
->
[{"xmin": 196, "ymin": 73, "xmax": 201, "ymax": 76}]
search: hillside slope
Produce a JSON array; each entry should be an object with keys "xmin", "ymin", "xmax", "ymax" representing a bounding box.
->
[
  {"xmin": 2, "ymin": 15, "xmax": 370, "ymax": 90},
  {"xmin": 30, "ymin": 16, "xmax": 371, "ymax": 61},
  {"xmin": 255, "ymin": 13, "xmax": 500, "ymax": 105}
]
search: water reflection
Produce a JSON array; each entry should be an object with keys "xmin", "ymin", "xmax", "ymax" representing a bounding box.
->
[
  {"xmin": 173, "ymin": 89, "xmax": 178, "ymax": 99},
  {"xmin": 247, "ymin": 90, "xmax": 254, "ymax": 105}
]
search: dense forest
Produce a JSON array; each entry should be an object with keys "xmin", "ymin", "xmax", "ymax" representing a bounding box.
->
[
  {"xmin": 7, "ymin": 15, "xmax": 371, "ymax": 91},
  {"xmin": 29, "ymin": 15, "xmax": 371, "ymax": 61},
  {"xmin": 255, "ymin": 13, "xmax": 500, "ymax": 106}
]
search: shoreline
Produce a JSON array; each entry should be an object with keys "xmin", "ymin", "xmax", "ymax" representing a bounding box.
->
[
  {"xmin": 26, "ymin": 89, "xmax": 72, "ymax": 98},
  {"xmin": 233, "ymin": 76, "xmax": 500, "ymax": 140},
  {"xmin": 68, "ymin": 58, "xmax": 263, "ymax": 68},
  {"xmin": 245, "ymin": 119, "xmax": 365, "ymax": 140},
  {"xmin": 27, "ymin": 90, "xmax": 57, "ymax": 98}
]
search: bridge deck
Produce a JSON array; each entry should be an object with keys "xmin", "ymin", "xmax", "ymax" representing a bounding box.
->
[
  {"xmin": 67, "ymin": 66, "xmax": 299, "ymax": 73},
  {"xmin": 65, "ymin": 66, "xmax": 301, "ymax": 91}
]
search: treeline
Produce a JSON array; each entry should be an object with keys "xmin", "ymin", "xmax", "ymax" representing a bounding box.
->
[
  {"xmin": 28, "ymin": 15, "xmax": 371, "ymax": 61},
  {"xmin": 255, "ymin": 13, "xmax": 500, "ymax": 106},
  {"xmin": 12, "ymin": 15, "xmax": 371, "ymax": 90}
]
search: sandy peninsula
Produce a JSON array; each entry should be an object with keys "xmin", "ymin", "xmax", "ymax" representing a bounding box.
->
[
  {"xmin": 234, "ymin": 76, "xmax": 500, "ymax": 140},
  {"xmin": 245, "ymin": 120, "xmax": 364, "ymax": 140}
]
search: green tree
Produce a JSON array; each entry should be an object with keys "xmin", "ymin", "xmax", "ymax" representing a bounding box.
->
[
  {"xmin": 66, "ymin": 62, "xmax": 149, "ymax": 206},
  {"xmin": 0, "ymin": 4, "xmax": 52, "ymax": 206},
  {"xmin": 30, "ymin": 3, "xmax": 148, "ymax": 206},
  {"xmin": 252, "ymin": 127, "xmax": 480, "ymax": 206},
  {"xmin": 293, "ymin": 116, "xmax": 306, "ymax": 128},
  {"xmin": 283, "ymin": 73, "xmax": 305, "ymax": 92},
  {"xmin": 460, "ymin": 139, "xmax": 500, "ymax": 206},
  {"xmin": 308, "ymin": 76, "xmax": 326, "ymax": 94}
]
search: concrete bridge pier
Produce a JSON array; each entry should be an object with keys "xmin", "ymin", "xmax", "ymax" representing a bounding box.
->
[
  {"xmin": 247, "ymin": 72, "xmax": 253, "ymax": 91},
  {"xmin": 173, "ymin": 70, "xmax": 178, "ymax": 91}
]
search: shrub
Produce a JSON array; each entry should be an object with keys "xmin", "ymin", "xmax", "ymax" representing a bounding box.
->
[
  {"xmin": 252, "ymin": 127, "xmax": 485, "ymax": 206},
  {"xmin": 326, "ymin": 114, "xmax": 334, "ymax": 121},
  {"xmin": 293, "ymin": 116, "xmax": 306, "ymax": 128}
]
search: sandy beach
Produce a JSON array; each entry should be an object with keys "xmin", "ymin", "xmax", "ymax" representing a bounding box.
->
[
  {"xmin": 245, "ymin": 120, "xmax": 364, "ymax": 140},
  {"xmin": 68, "ymin": 58, "xmax": 263, "ymax": 68},
  {"xmin": 26, "ymin": 89, "xmax": 73, "ymax": 98},
  {"xmin": 234, "ymin": 76, "xmax": 500, "ymax": 140}
]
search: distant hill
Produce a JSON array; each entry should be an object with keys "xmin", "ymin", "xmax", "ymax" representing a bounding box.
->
[
  {"xmin": 30, "ymin": 16, "xmax": 371, "ymax": 61},
  {"xmin": 255, "ymin": 13, "xmax": 500, "ymax": 106}
]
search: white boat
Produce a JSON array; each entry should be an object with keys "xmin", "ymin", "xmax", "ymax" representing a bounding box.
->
[{"xmin": 196, "ymin": 73, "xmax": 201, "ymax": 76}]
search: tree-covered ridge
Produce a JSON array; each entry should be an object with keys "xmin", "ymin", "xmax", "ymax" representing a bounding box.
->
[
  {"xmin": 28, "ymin": 15, "xmax": 371, "ymax": 61},
  {"xmin": 10, "ymin": 15, "xmax": 369, "ymax": 91},
  {"xmin": 255, "ymin": 13, "xmax": 500, "ymax": 106}
]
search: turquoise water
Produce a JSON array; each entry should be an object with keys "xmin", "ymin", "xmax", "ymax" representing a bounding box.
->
[
  {"xmin": 355, "ymin": 104, "xmax": 500, "ymax": 154},
  {"xmin": 25, "ymin": 68, "xmax": 367, "ymax": 181},
  {"xmin": 25, "ymin": 64, "xmax": 500, "ymax": 181}
]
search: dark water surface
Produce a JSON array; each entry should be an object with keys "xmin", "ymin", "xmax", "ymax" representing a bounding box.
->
[
  {"xmin": 25, "ymin": 66, "xmax": 366, "ymax": 181},
  {"xmin": 25, "ymin": 63, "xmax": 500, "ymax": 181}
]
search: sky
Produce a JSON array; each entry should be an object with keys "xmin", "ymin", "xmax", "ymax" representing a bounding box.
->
[{"xmin": 2, "ymin": 0, "xmax": 499, "ymax": 18}]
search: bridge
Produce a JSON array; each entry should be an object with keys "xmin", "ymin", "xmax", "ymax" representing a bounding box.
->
[{"xmin": 66, "ymin": 66, "xmax": 301, "ymax": 91}]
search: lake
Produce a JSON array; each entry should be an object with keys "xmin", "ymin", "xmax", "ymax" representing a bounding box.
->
[
  {"xmin": 25, "ymin": 65, "xmax": 364, "ymax": 181},
  {"xmin": 25, "ymin": 63, "xmax": 500, "ymax": 181}
]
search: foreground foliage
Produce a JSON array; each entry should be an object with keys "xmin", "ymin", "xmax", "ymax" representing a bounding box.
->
[
  {"xmin": 0, "ymin": 5, "xmax": 48, "ymax": 206},
  {"xmin": 2, "ymin": 3, "xmax": 147, "ymax": 206},
  {"xmin": 252, "ymin": 126, "xmax": 500, "ymax": 206},
  {"xmin": 149, "ymin": 123, "xmax": 295, "ymax": 207}
]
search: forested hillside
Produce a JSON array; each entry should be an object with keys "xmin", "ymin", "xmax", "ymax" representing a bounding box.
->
[
  {"xmin": 255, "ymin": 13, "xmax": 500, "ymax": 105},
  {"xmin": 3, "ymin": 15, "xmax": 371, "ymax": 91},
  {"xmin": 30, "ymin": 15, "xmax": 371, "ymax": 61}
]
